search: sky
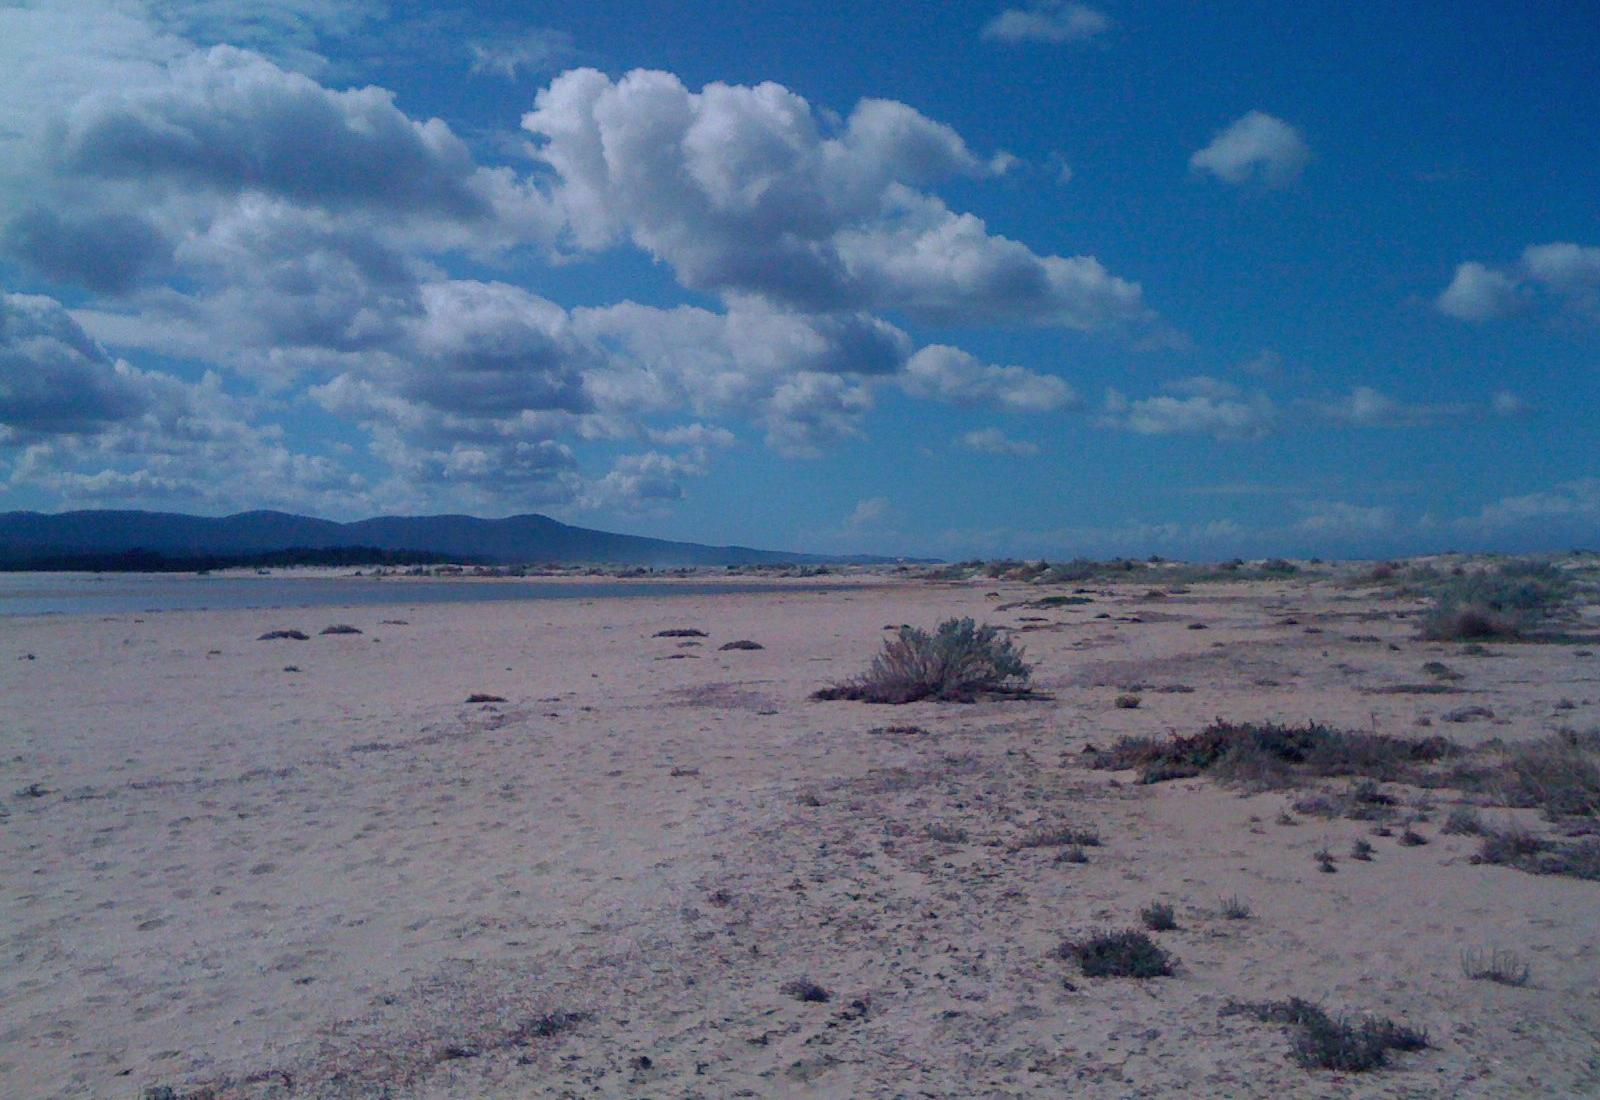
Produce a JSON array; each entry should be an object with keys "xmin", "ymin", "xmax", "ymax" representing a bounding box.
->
[{"xmin": 0, "ymin": 1, "xmax": 1596, "ymax": 560}]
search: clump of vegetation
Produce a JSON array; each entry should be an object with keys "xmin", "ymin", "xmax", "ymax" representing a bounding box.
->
[
  {"xmin": 1055, "ymin": 845, "xmax": 1090, "ymax": 864},
  {"xmin": 1399, "ymin": 825, "xmax": 1429, "ymax": 846},
  {"xmin": 1218, "ymin": 895, "xmax": 1252, "ymax": 920},
  {"xmin": 465, "ymin": 693, "xmax": 506, "ymax": 703},
  {"xmin": 1473, "ymin": 825, "xmax": 1600, "ymax": 881},
  {"xmin": 1092, "ymin": 720, "xmax": 1458, "ymax": 787},
  {"xmin": 997, "ymin": 594, "xmax": 1094, "ymax": 609},
  {"xmin": 925, "ymin": 822, "xmax": 968, "ymax": 844},
  {"xmin": 257, "ymin": 629, "xmax": 309, "ymax": 641},
  {"xmin": 1461, "ymin": 948, "xmax": 1531, "ymax": 987},
  {"xmin": 1418, "ymin": 560, "xmax": 1579, "ymax": 641},
  {"xmin": 654, "ymin": 628, "xmax": 708, "ymax": 638},
  {"xmin": 1140, "ymin": 902, "xmax": 1178, "ymax": 931},
  {"xmin": 1474, "ymin": 824, "xmax": 1545, "ymax": 866},
  {"xmin": 1060, "ymin": 929, "xmax": 1174, "ymax": 978},
  {"xmin": 1350, "ymin": 838, "xmax": 1375, "ymax": 861},
  {"xmin": 1496, "ymin": 730, "xmax": 1600, "ymax": 818},
  {"xmin": 718, "ymin": 639, "xmax": 764, "ymax": 651},
  {"xmin": 1223, "ymin": 997, "xmax": 1428, "ymax": 1072},
  {"xmin": 513, "ymin": 1009, "xmax": 593, "ymax": 1041},
  {"xmin": 932, "ymin": 556, "xmax": 1310, "ymax": 586},
  {"xmin": 320, "ymin": 623, "xmax": 362, "ymax": 635},
  {"xmin": 1016, "ymin": 824, "xmax": 1100, "ymax": 849},
  {"xmin": 813, "ymin": 618, "xmax": 1033, "ymax": 704},
  {"xmin": 1114, "ymin": 693, "xmax": 1142, "ymax": 709},
  {"xmin": 1293, "ymin": 779, "xmax": 1399, "ymax": 822},
  {"xmin": 780, "ymin": 979, "xmax": 832, "ymax": 1003}
]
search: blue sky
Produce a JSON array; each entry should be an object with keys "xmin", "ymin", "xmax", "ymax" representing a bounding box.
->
[{"xmin": 0, "ymin": 1, "xmax": 1596, "ymax": 559}]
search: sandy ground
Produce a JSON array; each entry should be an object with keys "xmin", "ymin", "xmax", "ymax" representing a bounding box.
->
[{"xmin": 3, "ymin": 575, "xmax": 1599, "ymax": 1098}]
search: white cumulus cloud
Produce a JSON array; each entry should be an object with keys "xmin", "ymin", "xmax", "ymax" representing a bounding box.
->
[
  {"xmin": 1190, "ymin": 111, "xmax": 1310, "ymax": 188},
  {"xmin": 981, "ymin": 3, "xmax": 1110, "ymax": 44},
  {"xmin": 1436, "ymin": 242, "xmax": 1600, "ymax": 324},
  {"xmin": 960, "ymin": 427, "xmax": 1039, "ymax": 456},
  {"xmin": 523, "ymin": 68, "xmax": 1146, "ymax": 329},
  {"xmin": 1101, "ymin": 378, "xmax": 1277, "ymax": 440},
  {"xmin": 902, "ymin": 346, "xmax": 1075, "ymax": 411},
  {"xmin": 1436, "ymin": 261, "xmax": 1522, "ymax": 321}
]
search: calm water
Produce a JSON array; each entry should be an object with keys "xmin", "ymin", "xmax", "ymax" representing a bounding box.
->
[{"xmin": 0, "ymin": 572, "xmax": 839, "ymax": 617}]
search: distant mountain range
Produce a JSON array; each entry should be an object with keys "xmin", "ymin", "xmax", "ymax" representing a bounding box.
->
[{"xmin": 0, "ymin": 509, "xmax": 918, "ymax": 568}]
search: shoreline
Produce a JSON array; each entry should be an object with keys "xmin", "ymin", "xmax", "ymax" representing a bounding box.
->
[{"xmin": 0, "ymin": 570, "xmax": 904, "ymax": 619}]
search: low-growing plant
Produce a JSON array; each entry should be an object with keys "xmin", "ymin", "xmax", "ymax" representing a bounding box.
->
[
  {"xmin": 1016, "ymin": 824, "xmax": 1100, "ymax": 849},
  {"xmin": 1473, "ymin": 826, "xmax": 1600, "ymax": 880},
  {"xmin": 1219, "ymin": 895, "xmax": 1252, "ymax": 920},
  {"xmin": 1474, "ymin": 824, "xmax": 1546, "ymax": 866},
  {"xmin": 925, "ymin": 823, "xmax": 968, "ymax": 844},
  {"xmin": 1442, "ymin": 806, "xmax": 1483, "ymax": 835},
  {"xmin": 1292, "ymin": 793, "xmax": 1340, "ymax": 818},
  {"xmin": 1350, "ymin": 838, "xmax": 1375, "ymax": 861},
  {"xmin": 780, "ymin": 979, "xmax": 832, "ymax": 1003},
  {"xmin": 813, "ymin": 618, "xmax": 1032, "ymax": 704},
  {"xmin": 1223, "ymin": 998, "xmax": 1428, "ymax": 1072},
  {"xmin": 1460, "ymin": 948, "xmax": 1531, "ymax": 987},
  {"xmin": 1418, "ymin": 560, "xmax": 1578, "ymax": 641},
  {"xmin": 1093, "ymin": 720, "xmax": 1458, "ymax": 788},
  {"xmin": 1352, "ymin": 778, "xmax": 1396, "ymax": 806},
  {"xmin": 1498, "ymin": 730, "xmax": 1600, "ymax": 818},
  {"xmin": 1140, "ymin": 902, "xmax": 1178, "ymax": 931},
  {"xmin": 1060, "ymin": 929, "xmax": 1174, "ymax": 978},
  {"xmin": 513, "ymin": 1009, "xmax": 593, "ymax": 1040}
]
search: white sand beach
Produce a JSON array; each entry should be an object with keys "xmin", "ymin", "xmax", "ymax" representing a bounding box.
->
[{"xmin": 4, "ymin": 574, "xmax": 1599, "ymax": 1098}]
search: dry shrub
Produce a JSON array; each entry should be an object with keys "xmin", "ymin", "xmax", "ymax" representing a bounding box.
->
[
  {"xmin": 1140, "ymin": 902, "xmax": 1178, "ymax": 931},
  {"xmin": 813, "ymin": 618, "xmax": 1032, "ymax": 704},
  {"xmin": 1498, "ymin": 730, "xmax": 1600, "ymax": 818},
  {"xmin": 1223, "ymin": 998, "xmax": 1428, "ymax": 1073},
  {"xmin": 1060, "ymin": 929, "xmax": 1173, "ymax": 978},
  {"xmin": 1460, "ymin": 948, "xmax": 1530, "ymax": 986},
  {"xmin": 1092, "ymin": 721, "xmax": 1457, "ymax": 787},
  {"xmin": 1419, "ymin": 560, "xmax": 1578, "ymax": 641},
  {"xmin": 1474, "ymin": 826, "xmax": 1600, "ymax": 881}
]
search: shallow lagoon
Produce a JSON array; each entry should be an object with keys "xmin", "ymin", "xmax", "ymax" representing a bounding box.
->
[{"xmin": 0, "ymin": 572, "xmax": 838, "ymax": 616}]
